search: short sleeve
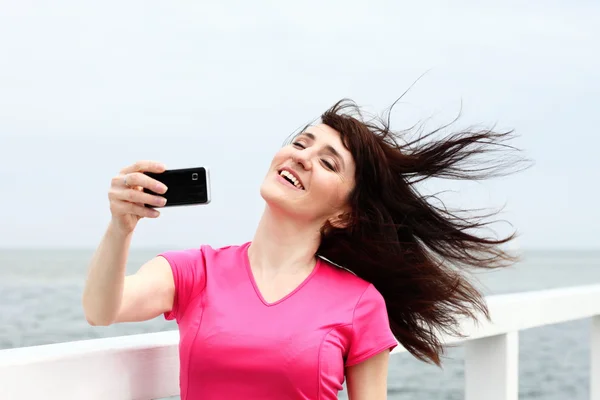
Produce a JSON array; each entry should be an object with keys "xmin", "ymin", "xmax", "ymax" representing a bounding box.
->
[
  {"xmin": 158, "ymin": 246, "xmax": 207, "ymax": 322},
  {"xmin": 345, "ymin": 284, "xmax": 398, "ymax": 367}
]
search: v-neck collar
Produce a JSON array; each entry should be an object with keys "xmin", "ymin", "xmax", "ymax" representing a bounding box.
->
[{"xmin": 243, "ymin": 242, "xmax": 322, "ymax": 307}]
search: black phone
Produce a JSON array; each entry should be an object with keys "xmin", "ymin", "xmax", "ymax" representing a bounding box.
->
[{"xmin": 143, "ymin": 167, "xmax": 211, "ymax": 207}]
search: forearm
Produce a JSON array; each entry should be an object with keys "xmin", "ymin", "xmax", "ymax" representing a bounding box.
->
[{"xmin": 82, "ymin": 221, "xmax": 132, "ymax": 325}]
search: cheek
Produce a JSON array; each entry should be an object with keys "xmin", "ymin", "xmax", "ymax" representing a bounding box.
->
[
  {"xmin": 315, "ymin": 174, "xmax": 351, "ymax": 206},
  {"xmin": 270, "ymin": 149, "xmax": 291, "ymax": 167}
]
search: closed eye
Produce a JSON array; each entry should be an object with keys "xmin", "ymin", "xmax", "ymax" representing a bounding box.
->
[
  {"xmin": 292, "ymin": 142, "xmax": 305, "ymax": 149},
  {"xmin": 322, "ymin": 160, "xmax": 335, "ymax": 171}
]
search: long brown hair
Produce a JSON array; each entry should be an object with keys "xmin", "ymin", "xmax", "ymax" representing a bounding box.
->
[{"xmin": 309, "ymin": 98, "xmax": 531, "ymax": 366}]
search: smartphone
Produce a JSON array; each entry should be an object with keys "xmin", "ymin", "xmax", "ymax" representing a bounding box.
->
[{"xmin": 143, "ymin": 167, "xmax": 211, "ymax": 207}]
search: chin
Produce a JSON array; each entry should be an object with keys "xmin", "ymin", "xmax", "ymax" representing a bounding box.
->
[
  {"xmin": 259, "ymin": 178, "xmax": 308, "ymax": 218},
  {"xmin": 260, "ymin": 180, "xmax": 291, "ymax": 209}
]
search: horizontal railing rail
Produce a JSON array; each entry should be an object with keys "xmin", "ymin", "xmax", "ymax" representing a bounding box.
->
[{"xmin": 1, "ymin": 284, "xmax": 599, "ymax": 400}]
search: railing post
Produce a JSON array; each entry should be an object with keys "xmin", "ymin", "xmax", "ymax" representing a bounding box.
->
[
  {"xmin": 465, "ymin": 332, "xmax": 519, "ymax": 400},
  {"xmin": 592, "ymin": 316, "xmax": 600, "ymax": 400}
]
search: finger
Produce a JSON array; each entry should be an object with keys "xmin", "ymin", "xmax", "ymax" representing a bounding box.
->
[
  {"xmin": 120, "ymin": 160, "xmax": 166, "ymax": 175},
  {"xmin": 110, "ymin": 198, "xmax": 160, "ymax": 218},
  {"xmin": 123, "ymin": 202, "xmax": 161, "ymax": 218},
  {"xmin": 115, "ymin": 187, "xmax": 167, "ymax": 207},
  {"xmin": 114, "ymin": 172, "xmax": 168, "ymax": 194}
]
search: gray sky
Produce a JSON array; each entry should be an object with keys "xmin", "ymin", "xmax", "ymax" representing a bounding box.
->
[{"xmin": 1, "ymin": 1, "xmax": 598, "ymax": 250}]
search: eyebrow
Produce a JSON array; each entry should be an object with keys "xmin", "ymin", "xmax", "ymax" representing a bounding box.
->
[{"xmin": 299, "ymin": 132, "xmax": 346, "ymax": 170}]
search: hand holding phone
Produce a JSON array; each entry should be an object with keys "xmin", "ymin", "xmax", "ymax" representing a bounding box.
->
[
  {"xmin": 108, "ymin": 161, "xmax": 170, "ymax": 234},
  {"xmin": 143, "ymin": 167, "xmax": 211, "ymax": 207}
]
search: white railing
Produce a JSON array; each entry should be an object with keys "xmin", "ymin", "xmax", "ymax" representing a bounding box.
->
[{"xmin": 1, "ymin": 284, "xmax": 599, "ymax": 400}]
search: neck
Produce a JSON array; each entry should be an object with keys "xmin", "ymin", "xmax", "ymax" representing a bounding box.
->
[{"xmin": 248, "ymin": 204, "xmax": 322, "ymax": 274}]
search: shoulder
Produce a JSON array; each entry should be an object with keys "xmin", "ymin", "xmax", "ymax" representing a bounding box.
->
[
  {"xmin": 317, "ymin": 256, "xmax": 374, "ymax": 298},
  {"xmin": 200, "ymin": 241, "xmax": 250, "ymax": 268},
  {"xmin": 161, "ymin": 241, "xmax": 249, "ymax": 261},
  {"xmin": 315, "ymin": 257, "xmax": 388, "ymax": 318},
  {"xmin": 316, "ymin": 258, "xmax": 397, "ymax": 366},
  {"xmin": 203, "ymin": 241, "xmax": 249, "ymax": 256},
  {"xmin": 318, "ymin": 257, "xmax": 390, "ymax": 317},
  {"xmin": 159, "ymin": 242, "xmax": 249, "ymax": 321},
  {"xmin": 158, "ymin": 241, "xmax": 249, "ymax": 279}
]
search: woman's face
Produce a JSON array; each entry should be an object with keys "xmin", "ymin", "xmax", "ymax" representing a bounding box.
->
[{"xmin": 260, "ymin": 124, "xmax": 356, "ymax": 226}]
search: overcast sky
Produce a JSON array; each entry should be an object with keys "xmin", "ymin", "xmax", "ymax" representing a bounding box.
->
[{"xmin": 0, "ymin": 1, "xmax": 598, "ymax": 250}]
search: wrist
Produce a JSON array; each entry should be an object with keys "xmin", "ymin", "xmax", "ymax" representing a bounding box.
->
[{"xmin": 107, "ymin": 218, "xmax": 135, "ymax": 239}]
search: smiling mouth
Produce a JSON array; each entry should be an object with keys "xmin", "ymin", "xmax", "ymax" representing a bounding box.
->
[{"xmin": 278, "ymin": 170, "xmax": 305, "ymax": 190}]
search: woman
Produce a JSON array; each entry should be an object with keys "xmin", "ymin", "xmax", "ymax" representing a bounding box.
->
[{"xmin": 83, "ymin": 98, "xmax": 527, "ymax": 399}]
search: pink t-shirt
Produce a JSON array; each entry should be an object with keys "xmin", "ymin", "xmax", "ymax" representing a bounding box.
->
[{"xmin": 159, "ymin": 242, "xmax": 397, "ymax": 400}]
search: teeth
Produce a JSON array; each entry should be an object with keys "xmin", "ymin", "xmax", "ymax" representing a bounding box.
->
[{"xmin": 279, "ymin": 170, "xmax": 304, "ymax": 189}]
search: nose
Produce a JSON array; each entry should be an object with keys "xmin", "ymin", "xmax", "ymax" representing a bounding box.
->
[{"xmin": 293, "ymin": 150, "xmax": 312, "ymax": 171}]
